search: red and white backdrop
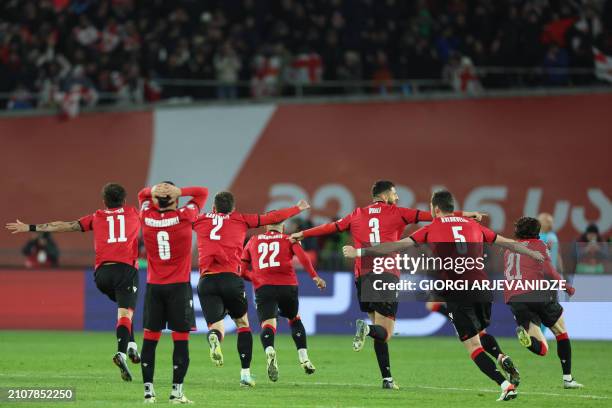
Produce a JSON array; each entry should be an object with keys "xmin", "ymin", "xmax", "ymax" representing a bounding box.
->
[{"xmin": 1, "ymin": 94, "xmax": 611, "ymax": 336}]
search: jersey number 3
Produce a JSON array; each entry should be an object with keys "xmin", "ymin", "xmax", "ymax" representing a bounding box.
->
[{"xmin": 258, "ymin": 242, "xmax": 280, "ymax": 269}]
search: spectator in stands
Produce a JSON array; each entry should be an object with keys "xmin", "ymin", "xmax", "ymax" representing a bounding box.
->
[
  {"xmin": 572, "ymin": 224, "xmax": 609, "ymax": 274},
  {"xmin": 22, "ymin": 232, "xmax": 60, "ymax": 268},
  {"xmin": 214, "ymin": 42, "xmax": 241, "ymax": 99},
  {"xmin": 0, "ymin": 0, "xmax": 610, "ymax": 107}
]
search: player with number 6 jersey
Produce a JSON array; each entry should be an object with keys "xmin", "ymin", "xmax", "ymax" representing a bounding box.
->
[
  {"xmin": 138, "ymin": 182, "xmax": 208, "ymax": 404},
  {"xmin": 503, "ymin": 217, "xmax": 582, "ymax": 390},
  {"xmin": 241, "ymin": 222, "xmax": 326, "ymax": 382},
  {"xmin": 193, "ymin": 191, "xmax": 310, "ymax": 387},
  {"xmin": 5, "ymin": 183, "xmax": 142, "ymax": 382}
]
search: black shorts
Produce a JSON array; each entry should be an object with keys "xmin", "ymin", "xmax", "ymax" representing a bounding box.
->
[
  {"xmin": 355, "ymin": 274, "xmax": 399, "ymax": 319},
  {"xmin": 255, "ymin": 285, "xmax": 299, "ymax": 322},
  {"xmin": 143, "ymin": 282, "xmax": 195, "ymax": 332},
  {"xmin": 197, "ymin": 273, "xmax": 248, "ymax": 324},
  {"xmin": 509, "ymin": 292, "xmax": 564, "ymax": 328},
  {"xmin": 94, "ymin": 263, "xmax": 138, "ymax": 309},
  {"xmin": 447, "ymin": 301, "xmax": 492, "ymax": 341}
]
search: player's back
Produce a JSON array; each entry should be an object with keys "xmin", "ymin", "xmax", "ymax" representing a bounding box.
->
[
  {"xmin": 346, "ymin": 202, "xmax": 417, "ymax": 247},
  {"xmin": 140, "ymin": 204, "xmax": 198, "ymax": 284},
  {"xmin": 80, "ymin": 205, "xmax": 140, "ymax": 269},
  {"xmin": 414, "ymin": 216, "xmax": 496, "ymax": 283},
  {"xmin": 243, "ymin": 231, "xmax": 297, "ymax": 288},
  {"xmin": 503, "ymin": 238, "xmax": 551, "ymax": 301},
  {"xmin": 194, "ymin": 211, "xmax": 252, "ymax": 275}
]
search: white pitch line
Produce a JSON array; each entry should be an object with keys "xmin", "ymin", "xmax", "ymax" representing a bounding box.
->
[
  {"xmin": 1, "ymin": 373, "xmax": 609, "ymax": 401},
  {"xmin": 303, "ymin": 381, "xmax": 610, "ymax": 400}
]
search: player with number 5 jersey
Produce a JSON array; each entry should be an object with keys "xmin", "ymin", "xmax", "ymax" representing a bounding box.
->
[
  {"xmin": 290, "ymin": 180, "xmax": 484, "ymax": 391},
  {"xmin": 193, "ymin": 191, "xmax": 310, "ymax": 387},
  {"xmin": 5, "ymin": 183, "xmax": 142, "ymax": 383},
  {"xmin": 138, "ymin": 182, "xmax": 208, "ymax": 404}
]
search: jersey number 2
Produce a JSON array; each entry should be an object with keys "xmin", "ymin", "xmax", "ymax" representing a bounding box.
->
[
  {"xmin": 258, "ymin": 242, "xmax": 280, "ymax": 269},
  {"xmin": 106, "ymin": 215, "xmax": 127, "ymax": 243},
  {"xmin": 210, "ymin": 216, "xmax": 223, "ymax": 240}
]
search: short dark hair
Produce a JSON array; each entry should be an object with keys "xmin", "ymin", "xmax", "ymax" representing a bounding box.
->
[
  {"xmin": 371, "ymin": 180, "xmax": 395, "ymax": 197},
  {"xmin": 102, "ymin": 183, "xmax": 126, "ymax": 208},
  {"xmin": 214, "ymin": 191, "xmax": 235, "ymax": 213},
  {"xmin": 514, "ymin": 217, "xmax": 541, "ymax": 239},
  {"xmin": 431, "ymin": 190, "xmax": 455, "ymax": 213},
  {"xmin": 155, "ymin": 181, "xmax": 175, "ymax": 208},
  {"xmin": 161, "ymin": 180, "xmax": 175, "ymax": 186}
]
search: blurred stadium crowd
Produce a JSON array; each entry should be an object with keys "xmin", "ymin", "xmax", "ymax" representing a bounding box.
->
[{"xmin": 1, "ymin": 0, "xmax": 611, "ymax": 109}]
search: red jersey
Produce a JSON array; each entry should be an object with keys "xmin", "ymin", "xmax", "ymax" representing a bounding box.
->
[
  {"xmin": 303, "ymin": 202, "xmax": 435, "ymax": 278},
  {"xmin": 138, "ymin": 187, "xmax": 208, "ymax": 285},
  {"xmin": 410, "ymin": 215, "xmax": 497, "ymax": 282},
  {"xmin": 241, "ymin": 230, "xmax": 318, "ymax": 289},
  {"xmin": 503, "ymin": 239, "xmax": 562, "ymax": 302},
  {"xmin": 193, "ymin": 206, "xmax": 301, "ymax": 276},
  {"xmin": 78, "ymin": 206, "xmax": 140, "ymax": 270}
]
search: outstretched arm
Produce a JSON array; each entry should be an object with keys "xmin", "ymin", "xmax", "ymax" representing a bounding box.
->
[
  {"xmin": 249, "ymin": 200, "xmax": 310, "ymax": 228},
  {"xmin": 292, "ymin": 242, "xmax": 326, "ymax": 289},
  {"xmin": 343, "ymin": 237, "xmax": 417, "ymax": 258},
  {"xmin": 6, "ymin": 219, "xmax": 82, "ymax": 234},
  {"xmin": 495, "ymin": 235, "xmax": 545, "ymax": 262}
]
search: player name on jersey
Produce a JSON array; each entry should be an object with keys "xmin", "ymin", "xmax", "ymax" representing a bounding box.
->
[
  {"xmin": 440, "ymin": 216, "xmax": 468, "ymax": 223},
  {"xmin": 143, "ymin": 216, "xmax": 180, "ymax": 228}
]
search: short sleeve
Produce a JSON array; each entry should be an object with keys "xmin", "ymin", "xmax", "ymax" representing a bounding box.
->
[
  {"xmin": 398, "ymin": 207, "xmax": 419, "ymax": 224},
  {"xmin": 480, "ymin": 225, "xmax": 497, "ymax": 243},
  {"xmin": 410, "ymin": 225, "xmax": 429, "ymax": 244},
  {"xmin": 335, "ymin": 212, "xmax": 353, "ymax": 231},
  {"xmin": 78, "ymin": 214, "xmax": 94, "ymax": 232}
]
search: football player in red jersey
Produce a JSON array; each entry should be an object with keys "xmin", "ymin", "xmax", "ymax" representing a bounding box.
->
[
  {"xmin": 138, "ymin": 182, "xmax": 208, "ymax": 404},
  {"xmin": 290, "ymin": 180, "xmax": 485, "ymax": 390},
  {"xmin": 344, "ymin": 190, "xmax": 545, "ymax": 401},
  {"xmin": 6, "ymin": 183, "xmax": 142, "ymax": 381},
  {"xmin": 241, "ymin": 222, "xmax": 326, "ymax": 382},
  {"xmin": 503, "ymin": 217, "xmax": 583, "ymax": 389},
  {"xmin": 193, "ymin": 191, "xmax": 310, "ymax": 387}
]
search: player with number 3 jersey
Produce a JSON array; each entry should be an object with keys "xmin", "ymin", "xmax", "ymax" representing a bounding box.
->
[
  {"xmin": 290, "ymin": 180, "xmax": 484, "ymax": 391},
  {"xmin": 193, "ymin": 191, "xmax": 310, "ymax": 387}
]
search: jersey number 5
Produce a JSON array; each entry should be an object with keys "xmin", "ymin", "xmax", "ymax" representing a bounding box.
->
[
  {"xmin": 106, "ymin": 215, "xmax": 127, "ymax": 243},
  {"xmin": 258, "ymin": 242, "xmax": 280, "ymax": 269},
  {"xmin": 452, "ymin": 226, "xmax": 467, "ymax": 254}
]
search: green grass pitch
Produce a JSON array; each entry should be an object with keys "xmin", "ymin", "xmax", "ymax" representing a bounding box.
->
[{"xmin": 0, "ymin": 331, "xmax": 610, "ymax": 407}]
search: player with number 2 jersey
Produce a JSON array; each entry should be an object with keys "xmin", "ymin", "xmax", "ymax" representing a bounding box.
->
[{"xmin": 192, "ymin": 191, "xmax": 309, "ymax": 387}]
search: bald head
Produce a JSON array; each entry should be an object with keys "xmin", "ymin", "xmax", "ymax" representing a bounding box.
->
[{"xmin": 537, "ymin": 213, "xmax": 553, "ymax": 232}]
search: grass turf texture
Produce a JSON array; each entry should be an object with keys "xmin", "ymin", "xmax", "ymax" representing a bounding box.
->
[{"xmin": 0, "ymin": 331, "xmax": 610, "ymax": 407}]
